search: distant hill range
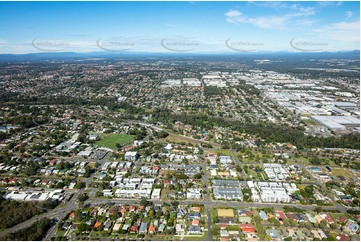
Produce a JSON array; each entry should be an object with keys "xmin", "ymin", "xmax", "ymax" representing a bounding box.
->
[{"xmin": 0, "ymin": 50, "xmax": 359, "ymax": 62}]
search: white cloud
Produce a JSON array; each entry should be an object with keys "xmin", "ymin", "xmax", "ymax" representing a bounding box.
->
[
  {"xmin": 225, "ymin": 10, "xmax": 288, "ymax": 29},
  {"xmin": 296, "ymin": 19, "xmax": 316, "ymax": 27},
  {"xmin": 289, "ymin": 4, "xmax": 315, "ymax": 17},
  {"xmin": 247, "ymin": 1, "xmax": 289, "ymax": 10},
  {"xmin": 317, "ymin": 1, "xmax": 343, "ymax": 7},
  {"xmin": 313, "ymin": 21, "xmax": 360, "ymax": 42},
  {"xmin": 346, "ymin": 11, "xmax": 353, "ymax": 19},
  {"xmin": 225, "ymin": 4, "xmax": 315, "ymax": 30}
]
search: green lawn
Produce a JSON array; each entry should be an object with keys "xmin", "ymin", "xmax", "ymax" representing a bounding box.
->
[
  {"xmin": 181, "ymin": 233, "xmax": 208, "ymax": 241},
  {"xmin": 295, "ymin": 157, "xmax": 310, "ymax": 165},
  {"xmin": 303, "ymin": 119, "xmax": 321, "ymax": 126},
  {"xmin": 161, "ymin": 188, "xmax": 171, "ymax": 201},
  {"xmin": 215, "ymin": 149, "xmax": 232, "ymax": 156},
  {"xmin": 96, "ymin": 133, "xmax": 135, "ymax": 150},
  {"xmin": 332, "ymin": 168, "xmax": 355, "ymax": 181}
]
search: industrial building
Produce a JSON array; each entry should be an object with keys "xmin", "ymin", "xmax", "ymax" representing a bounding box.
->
[{"xmin": 311, "ymin": 116, "xmax": 360, "ymax": 131}]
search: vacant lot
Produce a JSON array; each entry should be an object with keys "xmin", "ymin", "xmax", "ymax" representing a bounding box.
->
[
  {"xmin": 217, "ymin": 209, "xmax": 234, "ymax": 218},
  {"xmin": 96, "ymin": 133, "xmax": 135, "ymax": 150},
  {"xmin": 215, "ymin": 149, "xmax": 232, "ymax": 156},
  {"xmin": 331, "ymin": 168, "xmax": 355, "ymax": 181},
  {"xmin": 165, "ymin": 134, "xmax": 199, "ymax": 146}
]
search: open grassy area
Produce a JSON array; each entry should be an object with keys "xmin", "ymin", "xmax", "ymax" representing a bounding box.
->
[
  {"xmin": 165, "ymin": 134, "xmax": 200, "ymax": 146},
  {"xmin": 297, "ymin": 184, "xmax": 309, "ymax": 190},
  {"xmin": 244, "ymin": 168, "xmax": 267, "ymax": 180},
  {"xmin": 181, "ymin": 234, "xmax": 208, "ymax": 241},
  {"xmin": 161, "ymin": 188, "xmax": 171, "ymax": 200},
  {"xmin": 295, "ymin": 157, "xmax": 310, "ymax": 165},
  {"xmin": 215, "ymin": 149, "xmax": 232, "ymax": 156},
  {"xmin": 331, "ymin": 168, "xmax": 355, "ymax": 181},
  {"xmin": 303, "ymin": 119, "xmax": 321, "ymax": 126},
  {"xmin": 96, "ymin": 133, "xmax": 135, "ymax": 150}
]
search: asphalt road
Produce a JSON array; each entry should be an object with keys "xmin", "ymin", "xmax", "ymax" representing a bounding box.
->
[{"xmin": 200, "ymin": 146, "xmax": 213, "ymax": 241}]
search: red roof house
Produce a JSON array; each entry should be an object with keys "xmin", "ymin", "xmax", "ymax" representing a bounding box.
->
[{"xmin": 240, "ymin": 224, "xmax": 256, "ymax": 233}]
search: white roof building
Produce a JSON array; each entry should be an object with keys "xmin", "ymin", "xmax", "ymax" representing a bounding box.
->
[
  {"xmin": 187, "ymin": 188, "xmax": 202, "ymax": 199},
  {"xmin": 151, "ymin": 188, "xmax": 161, "ymax": 199}
]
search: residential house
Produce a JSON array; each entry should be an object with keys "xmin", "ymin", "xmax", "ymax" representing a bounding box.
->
[
  {"xmin": 94, "ymin": 221, "xmax": 102, "ymax": 229},
  {"xmin": 259, "ymin": 211, "xmax": 268, "ymax": 220},
  {"xmin": 122, "ymin": 224, "xmax": 130, "ymax": 233},
  {"xmin": 345, "ymin": 220, "xmax": 359, "ymax": 234},
  {"xmin": 124, "ymin": 151, "xmax": 139, "ymax": 161},
  {"xmin": 148, "ymin": 224, "xmax": 156, "ymax": 234},
  {"xmin": 139, "ymin": 222, "xmax": 148, "ymax": 234},
  {"xmin": 336, "ymin": 234, "xmax": 350, "ymax": 241},
  {"xmin": 112, "ymin": 222, "xmax": 122, "ymax": 232},
  {"xmin": 130, "ymin": 225, "xmax": 138, "ymax": 234},
  {"xmin": 275, "ymin": 211, "xmax": 287, "ymax": 221},
  {"xmin": 104, "ymin": 219, "xmax": 112, "ymax": 231},
  {"xmin": 151, "ymin": 188, "xmax": 161, "ymax": 199},
  {"xmin": 266, "ymin": 229, "xmax": 282, "ymax": 240},
  {"xmin": 239, "ymin": 216, "xmax": 252, "ymax": 224},
  {"xmin": 187, "ymin": 188, "xmax": 202, "ymax": 199},
  {"xmin": 176, "ymin": 224, "xmax": 185, "ymax": 234},
  {"xmin": 188, "ymin": 225, "xmax": 202, "ymax": 234},
  {"xmin": 192, "ymin": 219, "xmax": 200, "ymax": 226},
  {"xmin": 240, "ymin": 224, "xmax": 256, "ymax": 233}
]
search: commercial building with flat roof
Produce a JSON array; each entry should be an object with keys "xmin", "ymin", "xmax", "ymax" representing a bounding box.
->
[{"xmin": 311, "ymin": 116, "xmax": 360, "ymax": 130}]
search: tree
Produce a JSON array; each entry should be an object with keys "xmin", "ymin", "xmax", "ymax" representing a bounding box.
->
[
  {"xmin": 171, "ymin": 201, "xmax": 179, "ymax": 207},
  {"xmin": 140, "ymin": 198, "xmax": 149, "ymax": 206},
  {"xmin": 75, "ymin": 181, "xmax": 85, "ymax": 189},
  {"xmin": 315, "ymin": 206, "xmax": 322, "ymax": 214},
  {"xmin": 194, "ymin": 173, "xmax": 202, "ymax": 179},
  {"xmin": 78, "ymin": 193, "xmax": 89, "ymax": 203},
  {"xmin": 148, "ymin": 209, "xmax": 155, "ymax": 219},
  {"xmin": 77, "ymin": 223, "xmax": 91, "ymax": 233}
]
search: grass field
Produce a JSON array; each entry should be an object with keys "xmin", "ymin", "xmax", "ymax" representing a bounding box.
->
[
  {"xmin": 297, "ymin": 184, "xmax": 309, "ymax": 190},
  {"xmin": 96, "ymin": 133, "xmax": 135, "ymax": 150},
  {"xmin": 331, "ymin": 168, "xmax": 355, "ymax": 181},
  {"xmin": 165, "ymin": 134, "xmax": 199, "ymax": 146},
  {"xmin": 215, "ymin": 149, "xmax": 232, "ymax": 156},
  {"xmin": 179, "ymin": 234, "xmax": 208, "ymax": 241},
  {"xmin": 303, "ymin": 119, "xmax": 321, "ymax": 126},
  {"xmin": 295, "ymin": 157, "xmax": 310, "ymax": 165},
  {"xmin": 161, "ymin": 188, "xmax": 171, "ymax": 200}
]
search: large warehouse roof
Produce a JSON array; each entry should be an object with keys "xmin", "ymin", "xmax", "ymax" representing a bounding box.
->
[{"xmin": 311, "ymin": 116, "xmax": 360, "ymax": 130}]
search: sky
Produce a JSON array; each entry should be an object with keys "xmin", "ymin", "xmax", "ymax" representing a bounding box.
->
[{"xmin": 0, "ymin": 1, "xmax": 359, "ymax": 54}]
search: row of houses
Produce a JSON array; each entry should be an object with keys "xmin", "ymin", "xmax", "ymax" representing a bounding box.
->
[
  {"xmin": 212, "ymin": 179, "xmax": 244, "ymax": 200},
  {"xmin": 247, "ymin": 181, "xmax": 298, "ymax": 203},
  {"xmin": 109, "ymin": 178, "xmax": 156, "ymax": 199},
  {"xmin": 158, "ymin": 153, "xmax": 199, "ymax": 163},
  {"xmin": 4, "ymin": 189, "xmax": 65, "ymax": 201},
  {"xmin": 176, "ymin": 206, "xmax": 204, "ymax": 235},
  {"xmin": 160, "ymin": 164, "xmax": 201, "ymax": 177},
  {"xmin": 263, "ymin": 163, "xmax": 289, "ymax": 181},
  {"xmin": 101, "ymin": 161, "xmax": 133, "ymax": 171}
]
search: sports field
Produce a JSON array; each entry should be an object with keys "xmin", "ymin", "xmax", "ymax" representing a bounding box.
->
[{"xmin": 95, "ymin": 133, "xmax": 135, "ymax": 150}]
